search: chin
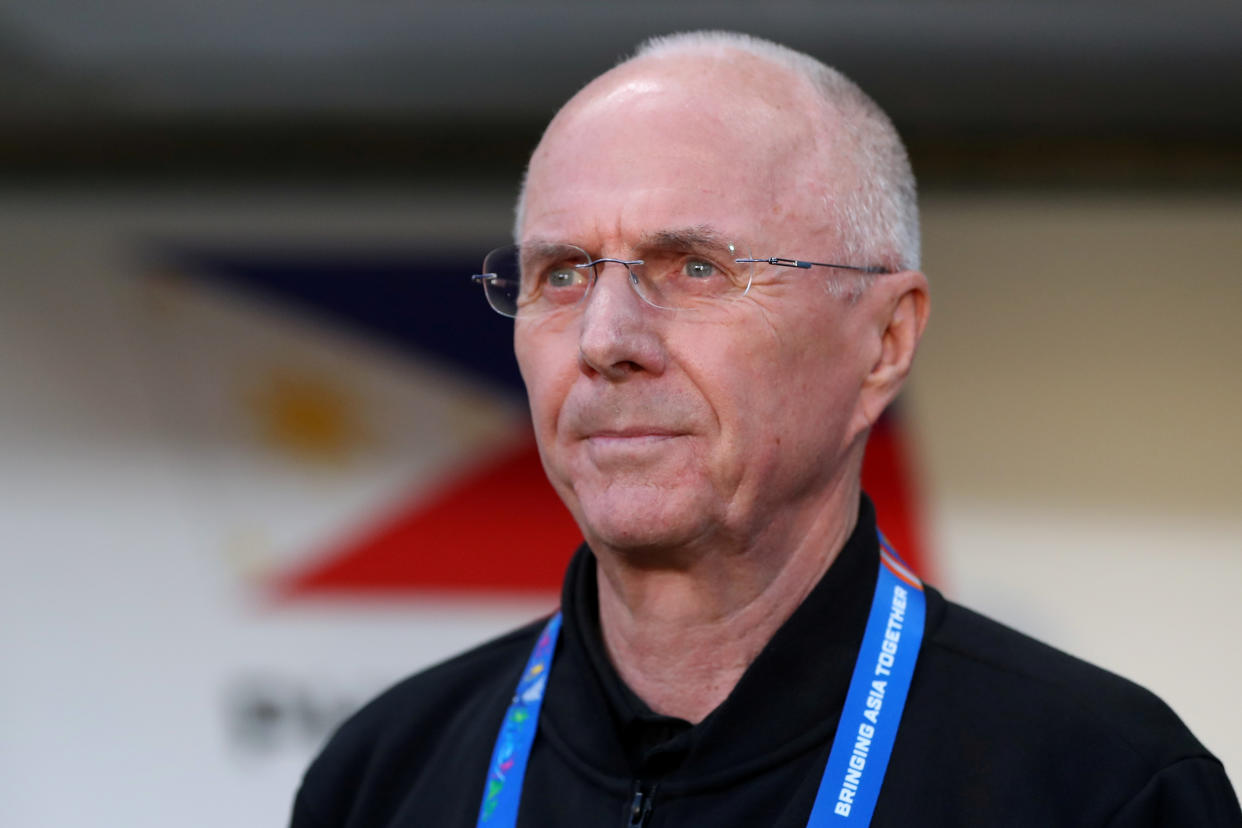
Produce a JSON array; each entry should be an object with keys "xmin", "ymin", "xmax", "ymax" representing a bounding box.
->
[{"xmin": 571, "ymin": 485, "xmax": 716, "ymax": 556}]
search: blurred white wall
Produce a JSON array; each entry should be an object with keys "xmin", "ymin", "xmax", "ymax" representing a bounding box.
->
[
  {"xmin": 1, "ymin": 190, "xmax": 1238, "ymax": 826},
  {"xmin": 914, "ymin": 193, "xmax": 1242, "ymax": 779}
]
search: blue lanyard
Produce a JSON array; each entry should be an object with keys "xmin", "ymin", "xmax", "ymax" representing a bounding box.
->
[
  {"xmin": 476, "ymin": 612, "xmax": 562, "ymax": 825},
  {"xmin": 476, "ymin": 533, "xmax": 925, "ymax": 827},
  {"xmin": 806, "ymin": 535, "xmax": 925, "ymax": 824}
]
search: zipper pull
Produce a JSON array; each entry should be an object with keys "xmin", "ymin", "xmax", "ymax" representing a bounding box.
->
[{"xmin": 626, "ymin": 782, "xmax": 655, "ymax": 827}]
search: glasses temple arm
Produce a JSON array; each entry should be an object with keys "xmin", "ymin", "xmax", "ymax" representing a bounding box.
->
[{"xmin": 735, "ymin": 257, "xmax": 890, "ymax": 274}]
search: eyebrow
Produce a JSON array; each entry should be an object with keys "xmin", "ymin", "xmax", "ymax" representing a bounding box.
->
[
  {"xmin": 520, "ymin": 226, "xmax": 735, "ymax": 258},
  {"xmin": 522, "ymin": 239, "xmax": 575, "ymax": 257},
  {"xmin": 639, "ymin": 226, "xmax": 733, "ymax": 254}
]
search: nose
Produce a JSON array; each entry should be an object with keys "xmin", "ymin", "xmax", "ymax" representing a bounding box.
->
[{"xmin": 577, "ymin": 260, "xmax": 666, "ymax": 381}]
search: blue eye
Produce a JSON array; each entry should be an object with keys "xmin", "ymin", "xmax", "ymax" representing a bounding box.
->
[
  {"xmin": 546, "ymin": 267, "xmax": 584, "ymax": 288},
  {"xmin": 684, "ymin": 259, "xmax": 716, "ymax": 279}
]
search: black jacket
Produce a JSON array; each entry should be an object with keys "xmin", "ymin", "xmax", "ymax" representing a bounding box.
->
[{"xmin": 291, "ymin": 498, "xmax": 1241, "ymax": 827}]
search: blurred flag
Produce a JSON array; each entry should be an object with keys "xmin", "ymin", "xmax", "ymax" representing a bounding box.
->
[{"xmin": 146, "ymin": 246, "xmax": 929, "ymax": 599}]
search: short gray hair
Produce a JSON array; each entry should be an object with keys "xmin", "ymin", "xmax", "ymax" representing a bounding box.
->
[{"xmin": 514, "ymin": 30, "xmax": 920, "ymax": 274}]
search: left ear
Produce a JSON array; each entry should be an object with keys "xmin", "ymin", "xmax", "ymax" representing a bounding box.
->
[{"xmin": 857, "ymin": 270, "xmax": 930, "ymax": 427}]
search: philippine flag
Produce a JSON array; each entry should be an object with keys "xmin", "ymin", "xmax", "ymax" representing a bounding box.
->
[{"xmin": 150, "ymin": 244, "xmax": 928, "ymax": 601}]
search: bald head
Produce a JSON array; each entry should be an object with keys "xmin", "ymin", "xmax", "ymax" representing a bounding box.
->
[
  {"xmin": 522, "ymin": 48, "xmax": 832, "ymax": 261},
  {"xmin": 515, "ymin": 31, "xmax": 919, "ymax": 274}
]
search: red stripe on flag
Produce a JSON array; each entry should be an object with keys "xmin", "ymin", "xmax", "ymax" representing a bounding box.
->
[
  {"xmin": 277, "ymin": 435, "xmax": 580, "ymax": 597},
  {"xmin": 861, "ymin": 410, "xmax": 932, "ymax": 581}
]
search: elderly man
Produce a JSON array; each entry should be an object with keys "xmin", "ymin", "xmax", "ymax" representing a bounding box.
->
[{"xmin": 291, "ymin": 32, "xmax": 1241, "ymax": 827}]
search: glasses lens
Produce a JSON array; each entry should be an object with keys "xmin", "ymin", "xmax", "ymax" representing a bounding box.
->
[
  {"xmin": 478, "ymin": 245, "xmax": 520, "ymax": 316},
  {"xmin": 633, "ymin": 241, "xmax": 752, "ymax": 310},
  {"xmin": 480, "ymin": 243, "xmax": 593, "ymax": 318},
  {"xmin": 477, "ymin": 240, "xmax": 753, "ymax": 317}
]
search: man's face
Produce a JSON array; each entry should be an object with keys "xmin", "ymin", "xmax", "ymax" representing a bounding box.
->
[{"xmin": 515, "ymin": 55, "xmax": 883, "ymax": 555}]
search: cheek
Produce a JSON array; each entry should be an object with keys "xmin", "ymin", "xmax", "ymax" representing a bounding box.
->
[
  {"xmin": 714, "ymin": 321, "xmax": 862, "ymax": 460},
  {"xmin": 515, "ymin": 328, "xmax": 578, "ymax": 444}
]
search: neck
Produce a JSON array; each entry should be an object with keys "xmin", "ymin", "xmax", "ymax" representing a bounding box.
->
[{"xmin": 594, "ymin": 484, "xmax": 861, "ymax": 723}]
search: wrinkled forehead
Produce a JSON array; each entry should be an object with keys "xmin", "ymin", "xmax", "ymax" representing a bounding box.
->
[{"xmin": 521, "ymin": 53, "xmax": 842, "ymax": 246}]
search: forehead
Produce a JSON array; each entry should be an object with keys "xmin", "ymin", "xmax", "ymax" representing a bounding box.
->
[{"xmin": 520, "ymin": 53, "xmax": 833, "ymax": 248}]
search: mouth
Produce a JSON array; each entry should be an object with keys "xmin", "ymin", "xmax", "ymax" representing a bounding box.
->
[
  {"xmin": 583, "ymin": 429, "xmax": 684, "ymax": 450},
  {"xmin": 586, "ymin": 429, "xmax": 679, "ymax": 442}
]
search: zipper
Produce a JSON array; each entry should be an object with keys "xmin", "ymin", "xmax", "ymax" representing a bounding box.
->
[{"xmin": 625, "ymin": 780, "xmax": 656, "ymax": 827}]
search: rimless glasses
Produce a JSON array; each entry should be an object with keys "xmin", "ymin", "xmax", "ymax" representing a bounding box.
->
[{"xmin": 472, "ymin": 235, "xmax": 891, "ymax": 318}]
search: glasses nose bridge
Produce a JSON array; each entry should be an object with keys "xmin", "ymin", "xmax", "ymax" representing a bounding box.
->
[{"xmin": 578, "ymin": 256, "xmax": 647, "ymax": 306}]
